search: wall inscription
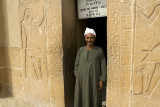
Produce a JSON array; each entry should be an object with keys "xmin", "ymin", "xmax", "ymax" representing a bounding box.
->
[{"xmin": 133, "ymin": 0, "xmax": 160, "ymax": 98}]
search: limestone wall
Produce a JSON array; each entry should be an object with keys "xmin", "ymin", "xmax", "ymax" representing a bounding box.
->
[
  {"xmin": 107, "ymin": 0, "xmax": 160, "ymax": 107},
  {"xmin": 0, "ymin": 0, "xmax": 65, "ymax": 107},
  {"xmin": 131, "ymin": 0, "xmax": 160, "ymax": 106},
  {"xmin": 1, "ymin": 0, "xmax": 160, "ymax": 106}
]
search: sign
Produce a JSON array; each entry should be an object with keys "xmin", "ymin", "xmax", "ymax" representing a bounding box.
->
[{"xmin": 77, "ymin": 0, "xmax": 107, "ymax": 19}]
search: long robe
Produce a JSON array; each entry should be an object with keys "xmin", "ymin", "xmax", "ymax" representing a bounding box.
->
[{"xmin": 74, "ymin": 46, "xmax": 107, "ymax": 107}]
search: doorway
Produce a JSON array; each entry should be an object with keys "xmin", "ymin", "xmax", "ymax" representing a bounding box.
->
[
  {"xmin": 76, "ymin": 17, "xmax": 107, "ymax": 104},
  {"xmin": 62, "ymin": 0, "xmax": 107, "ymax": 106},
  {"xmin": 87, "ymin": 17, "xmax": 107, "ymax": 61},
  {"xmin": 87, "ymin": 17, "xmax": 107, "ymax": 103}
]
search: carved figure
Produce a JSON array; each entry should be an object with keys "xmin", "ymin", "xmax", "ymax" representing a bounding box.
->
[{"xmin": 20, "ymin": 5, "xmax": 47, "ymax": 79}]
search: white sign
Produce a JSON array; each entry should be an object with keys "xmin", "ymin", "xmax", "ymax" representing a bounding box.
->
[{"xmin": 77, "ymin": 0, "xmax": 107, "ymax": 19}]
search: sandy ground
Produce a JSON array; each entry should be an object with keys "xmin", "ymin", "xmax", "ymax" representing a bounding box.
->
[{"xmin": 0, "ymin": 97, "xmax": 34, "ymax": 107}]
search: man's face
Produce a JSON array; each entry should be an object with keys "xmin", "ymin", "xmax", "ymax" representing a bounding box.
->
[{"xmin": 85, "ymin": 33, "xmax": 96, "ymax": 46}]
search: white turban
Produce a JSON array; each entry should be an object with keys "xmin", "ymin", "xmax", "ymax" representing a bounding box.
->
[{"xmin": 84, "ymin": 27, "xmax": 96, "ymax": 37}]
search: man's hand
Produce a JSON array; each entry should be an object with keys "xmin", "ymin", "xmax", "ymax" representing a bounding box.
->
[{"xmin": 98, "ymin": 81, "xmax": 103, "ymax": 90}]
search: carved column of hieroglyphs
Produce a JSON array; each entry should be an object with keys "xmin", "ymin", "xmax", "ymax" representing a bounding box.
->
[
  {"xmin": 107, "ymin": 0, "xmax": 121, "ymax": 106},
  {"xmin": 107, "ymin": 0, "xmax": 133, "ymax": 106},
  {"xmin": 45, "ymin": 0, "xmax": 64, "ymax": 107},
  {"xmin": 120, "ymin": 0, "xmax": 132, "ymax": 106}
]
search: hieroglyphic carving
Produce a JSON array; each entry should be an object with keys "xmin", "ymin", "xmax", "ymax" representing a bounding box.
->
[
  {"xmin": 45, "ymin": 2, "xmax": 64, "ymax": 106},
  {"xmin": 133, "ymin": 0, "xmax": 160, "ymax": 98},
  {"xmin": 133, "ymin": 0, "xmax": 160, "ymax": 34},
  {"xmin": 46, "ymin": 0, "xmax": 63, "ymax": 77},
  {"xmin": 120, "ymin": 1, "xmax": 132, "ymax": 106},
  {"xmin": 19, "ymin": 0, "xmax": 48, "ymax": 80},
  {"xmin": 107, "ymin": 0, "xmax": 121, "ymax": 106},
  {"xmin": 133, "ymin": 44, "xmax": 160, "ymax": 96},
  {"xmin": 19, "ymin": 0, "xmax": 45, "ymax": 6},
  {"xmin": 107, "ymin": 0, "xmax": 133, "ymax": 106}
]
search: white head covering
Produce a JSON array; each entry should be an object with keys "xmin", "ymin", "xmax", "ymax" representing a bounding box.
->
[{"xmin": 84, "ymin": 27, "xmax": 96, "ymax": 37}]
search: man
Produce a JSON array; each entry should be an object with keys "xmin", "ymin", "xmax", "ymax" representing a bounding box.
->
[{"xmin": 74, "ymin": 27, "xmax": 107, "ymax": 107}]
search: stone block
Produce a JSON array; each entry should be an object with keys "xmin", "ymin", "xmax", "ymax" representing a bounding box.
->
[
  {"xmin": 12, "ymin": 86, "xmax": 24, "ymax": 99},
  {"xmin": 49, "ymin": 75, "xmax": 64, "ymax": 107},
  {"xmin": 11, "ymin": 67, "xmax": 23, "ymax": 87}
]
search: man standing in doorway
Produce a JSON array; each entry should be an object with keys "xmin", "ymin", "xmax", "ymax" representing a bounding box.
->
[{"xmin": 74, "ymin": 27, "xmax": 107, "ymax": 107}]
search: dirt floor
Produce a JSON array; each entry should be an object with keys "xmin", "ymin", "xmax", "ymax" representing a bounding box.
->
[{"xmin": 0, "ymin": 97, "xmax": 34, "ymax": 107}]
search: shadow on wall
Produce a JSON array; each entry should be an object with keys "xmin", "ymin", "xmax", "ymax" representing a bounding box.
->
[{"xmin": 0, "ymin": 0, "xmax": 12, "ymax": 98}]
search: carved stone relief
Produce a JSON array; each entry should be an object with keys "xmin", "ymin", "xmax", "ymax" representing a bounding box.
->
[
  {"xmin": 17, "ymin": 0, "xmax": 64, "ymax": 106},
  {"xmin": 107, "ymin": 0, "xmax": 121, "ymax": 106},
  {"xmin": 46, "ymin": 0, "xmax": 63, "ymax": 77},
  {"xmin": 107, "ymin": 0, "xmax": 133, "ymax": 106},
  {"xmin": 133, "ymin": 0, "xmax": 160, "ymax": 98},
  {"xmin": 19, "ymin": 0, "xmax": 48, "ymax": 80}
]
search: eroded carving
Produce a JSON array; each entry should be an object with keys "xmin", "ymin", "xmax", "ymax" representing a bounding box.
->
[
  {"xmin": 136, "ymin": 0, "xmax": 160, "ymax": 28},
  {"xmin": 134, "ymin": 43, "xmax": 160, "ymax": 96},
  {"xmin": 19, "ymin": 0, "xmax": 45, "ymax": 7},
  {"xmin": 107, "ymin": 1, "xmax": 122, "ymax": 106},
  {"xmin": 19, "ymin": 2, "xmax": 48, "ymax": 80},
  {"xmin": 133, "ymin": 0, "xmax": 160, "ymax": 97},
  {"xmin": 46, "ymin": 1, "xmax": 63, "ymax": 76}
]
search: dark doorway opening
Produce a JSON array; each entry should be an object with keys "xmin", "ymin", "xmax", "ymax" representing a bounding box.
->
[
  {"xmin": 87, "ymin": 17, "xmax": 107, "ymax": 62},
  {"xmin": 87, "ymin": 17, "xmax": 107, "ymax": 102},
  {"xmin": 76, "ymin": 17, "xmax": 107, "ymax": 103}
]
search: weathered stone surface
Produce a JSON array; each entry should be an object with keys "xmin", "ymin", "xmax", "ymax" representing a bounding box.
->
[
  {"xmin": 1, "ymin": 0, "xmax": 160, "ymax": 106},
  {"xmin": 0, "ymin": 97, "xmax": 34, "ymax": 107},
  {"xmin": 0, "ymin": 0, "xmax": 64, "ymax": 106},
  {"xmin": 107, "ymin": 0, "xmax": 133, "ymax": 106},
  {"xmin": 6, "ymin": 0, "xmax": 21, "ymax": 47},
  {"xmin": 131, "ymin": 0, "xmax": 160, "ymax": 106},
  {"xmin": 49, "ymin": 75, "xmax": 64, "ymax": 107},
  {"xmin": 107, "ymin": 0, "xmax": 160, "ymax": 107}
]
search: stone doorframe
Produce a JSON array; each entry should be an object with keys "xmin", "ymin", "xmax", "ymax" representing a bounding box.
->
[{"xmin": 106, "ymin": 0, "xmax": 133, "ymax": 106}]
